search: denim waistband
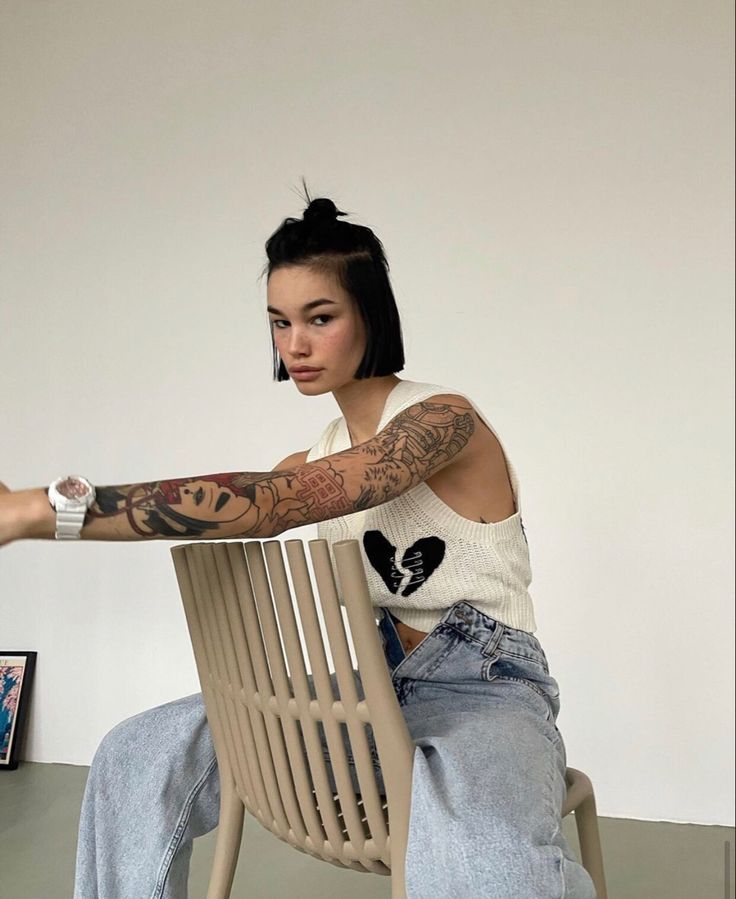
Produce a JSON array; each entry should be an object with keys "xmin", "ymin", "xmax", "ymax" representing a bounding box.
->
[
  {"xmin": 378, "ymin": 600, "xmax": 547, "ymax": 669},
  {"xmin": 442, "ymin": 601, "xmax": 505, "ymax": 648}
]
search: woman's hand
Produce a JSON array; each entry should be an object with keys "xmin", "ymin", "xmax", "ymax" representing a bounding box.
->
[
  {"xmin": 1, "ymin": 481, "xmax": 20, "ymax": 547},
  {"xmin": 0, "ymin": 481, "xmax": 17, "ymax": 547},
  {"xmin": 0, "ymin": 482, "xmax": 46, "ymax": 548}
]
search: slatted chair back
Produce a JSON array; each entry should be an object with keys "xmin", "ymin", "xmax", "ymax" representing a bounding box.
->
[{"xmin": 170, "ymin": 537, "xmax": 415, "ymax": 898}]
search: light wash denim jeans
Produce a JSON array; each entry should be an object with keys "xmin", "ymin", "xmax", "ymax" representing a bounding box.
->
[{"xmin": 74, "ymin": 601, "xmax": 597, "ymax": 899}]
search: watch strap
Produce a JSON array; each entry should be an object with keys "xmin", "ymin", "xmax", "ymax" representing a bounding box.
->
[{"xmin": 54, "ymin": 506, "xmax": 87, "ymax": 540}]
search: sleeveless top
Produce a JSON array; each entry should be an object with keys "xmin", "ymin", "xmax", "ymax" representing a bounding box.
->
[{"xmin": 305, "ymin": 379, "xmax": 537, "ymax": 634}]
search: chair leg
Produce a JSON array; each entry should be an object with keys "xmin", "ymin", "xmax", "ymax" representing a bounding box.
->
[
  {"xmin": 574, "ymin": 792, "xmax": 608, "ymax": 899},
  {"xmin": 388, "ymin": 796, "xmax": 411, "ymax": 899},
  {"xmin": 390, "ymin": 861, "xmax": 408, "ymax": 899},
  {"xmin": 206, "ymin": 785, "xmax": 245, "ymax": 899}
]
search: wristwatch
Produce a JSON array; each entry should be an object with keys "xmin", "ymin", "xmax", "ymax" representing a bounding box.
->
[{"xmin": 47, "ymin": 476, "xmax": 96, "ymax": 540}]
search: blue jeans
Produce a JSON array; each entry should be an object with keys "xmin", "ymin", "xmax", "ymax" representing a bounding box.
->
[{"xmin": 74, "ymin": 601, "xmax": 597, "ymax": 899}]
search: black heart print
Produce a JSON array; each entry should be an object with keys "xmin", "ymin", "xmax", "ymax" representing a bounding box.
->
[{"xmin": 363, "ymin": 530, "xmax": 446, "ymax": 597}]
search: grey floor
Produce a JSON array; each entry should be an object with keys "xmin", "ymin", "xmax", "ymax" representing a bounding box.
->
[{"xmin": 0, "ymin": 762, "xmax": 733, "ymax": 899}]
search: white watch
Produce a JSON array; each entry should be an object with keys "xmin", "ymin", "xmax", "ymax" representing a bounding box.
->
[{"xmin": 47, "ymin": 476, "xmax": 96, "ymax": 540}]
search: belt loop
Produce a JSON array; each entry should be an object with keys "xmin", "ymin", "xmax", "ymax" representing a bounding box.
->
[{"xmin": 482, "ymin": 620, "xmax": 505, "ymax": 657}]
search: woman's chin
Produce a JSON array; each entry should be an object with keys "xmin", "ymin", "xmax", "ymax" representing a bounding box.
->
[{"xmin": 293, "ymin": 379, "xmax": 330, "ymax": 395}]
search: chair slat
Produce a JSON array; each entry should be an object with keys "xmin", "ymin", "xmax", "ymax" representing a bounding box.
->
[
  {"xmin": 280, "ymin": 538, "xmax": 366, "ymax": 863},
  {"xmin": 331, "ymin": 537, "xmax": 417, "ymax": 875},
  {"xmin": 171, "ymin": 546, "xmax": 237, "ymax": 798},
  {"xmin": 206, "ymin": 540, "xmax": 289, "ymax": 836},
  {"xmin": 186, "ymin": 545, "xmax": 263, "ymax": 820},
  {"xmin": 198, "ymin": 545, "xmax": 262, "ymax": 814},
  {"xmin": 308, "ymin": 540, "xmax": 389, "ymax": 853},
  {"xmin": 190, "ymin": 543, "xmax": 272, "ymax": 824},
  {"xmin": 185, "ymin": 546, "xmax": 259, "ymax": 817},
  {"xmin": 224, "ymin": 540, "xmax": 314, "ymax": 842},
  {"xmin": 212, "ymin": 543, "xmax": 306, "ymax": 841},
  {"xmin": 241, "ymin": 539, "xmax": 332, "ymax": 851},
  {"xmin": 212, "ymin": 541, "xmax": 312, "ymax": 833}
]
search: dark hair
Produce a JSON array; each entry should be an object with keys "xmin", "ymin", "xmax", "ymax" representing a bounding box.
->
[{"xmin": 261, "ymin": 178, "xmax": 405, "ymax": 381}]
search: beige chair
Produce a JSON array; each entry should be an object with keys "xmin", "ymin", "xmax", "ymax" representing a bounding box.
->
[{"xmin": 171, "ymin": 538, "xmax": 608, "ymax": 899}]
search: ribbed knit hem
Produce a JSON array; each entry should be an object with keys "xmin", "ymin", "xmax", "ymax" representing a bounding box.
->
[{"xmin": 382, "ymin": 601, "xmax": 537, "ymax": 635}]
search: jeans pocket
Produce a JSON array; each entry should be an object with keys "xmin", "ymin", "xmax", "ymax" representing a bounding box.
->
[{"xmin": 485, "ymin": 649, "xmax": 561, "ymax": 722}]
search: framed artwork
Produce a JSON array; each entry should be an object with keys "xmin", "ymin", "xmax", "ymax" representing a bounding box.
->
[{"xmin": 0, "ymin": 651, "xmax": 37, "ymax": 771}]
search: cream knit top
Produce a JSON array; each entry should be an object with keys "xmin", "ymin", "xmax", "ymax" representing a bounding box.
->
[{"xmin": 305, "ymin": 379, "xmax": 537, "ymax": 635}]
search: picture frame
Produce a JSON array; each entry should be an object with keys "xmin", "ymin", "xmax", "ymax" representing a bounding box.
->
[{"xmin": 0, "ymin": 651, "xmax": 37, "ymax": 771}]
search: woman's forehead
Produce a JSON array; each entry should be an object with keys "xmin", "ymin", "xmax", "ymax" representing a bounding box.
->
[
  {"xmin": 268, "ymin": 265, "xmax": 338, "ymax": 293},
  {"xmin": 267, "ymin": 267, "xmax": 349, "ymax": 313}
]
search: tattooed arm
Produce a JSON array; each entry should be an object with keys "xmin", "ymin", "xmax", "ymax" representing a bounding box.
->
[{"xmin": 17, "ymin": 396, "xmax": 475, "ymax": 542}]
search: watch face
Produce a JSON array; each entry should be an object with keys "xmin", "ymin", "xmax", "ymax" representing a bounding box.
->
[{"xmin": 56, "ymin": 477, "xmax": 90, "ymax": 500}]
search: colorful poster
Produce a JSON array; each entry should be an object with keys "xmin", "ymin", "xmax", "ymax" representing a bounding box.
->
[{"xmin": 0, "ymin": 656, "xmax": 29, "ymax": 766}]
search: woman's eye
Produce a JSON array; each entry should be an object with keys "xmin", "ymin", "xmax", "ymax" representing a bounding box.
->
[{"xmin": 272, "ymin": 315, "xmax": 332, "ymax": 329}]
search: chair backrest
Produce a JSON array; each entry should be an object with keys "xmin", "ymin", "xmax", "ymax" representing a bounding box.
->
[{"xmin": 170, "ymin": 537, "xmax": 415, "ymax": 874}]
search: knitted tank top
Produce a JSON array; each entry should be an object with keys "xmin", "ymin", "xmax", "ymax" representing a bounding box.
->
[{"xmin": 305, "ymin": 379, "xmax": 537, "ymax": 634}]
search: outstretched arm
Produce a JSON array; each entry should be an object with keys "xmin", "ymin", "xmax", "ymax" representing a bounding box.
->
[{"xmin": 13, "ymin": 395, "xmax": 475, "ymax": 543}]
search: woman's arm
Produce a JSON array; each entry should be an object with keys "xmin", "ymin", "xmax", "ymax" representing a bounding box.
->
[
  {"xmin": 13, "ymin": 471, "xmax": 293, "ymax": 542},
  {"xmin": 3, "ymin": 395, "xmax": 476, "ymax": 545},
  {"xmin": 1, "ymin": 451, "xmax": 313, "ymax": 545}
]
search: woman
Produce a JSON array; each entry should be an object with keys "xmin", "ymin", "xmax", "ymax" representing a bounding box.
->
[{"xmin": 0, "ymin": 189, "xmax": 597, "ymax": 899}]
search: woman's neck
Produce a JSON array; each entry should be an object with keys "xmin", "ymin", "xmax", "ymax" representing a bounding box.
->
[{"xmin": 332, "ymin": 375, "xmax": 403, "ymax": 447}]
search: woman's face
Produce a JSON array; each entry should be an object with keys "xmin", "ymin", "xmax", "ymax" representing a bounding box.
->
[
  {"xmin": 266, "ymin": 265, "xmax": 368, "ymax": 395},
  {"xmin": 176, "ymin": 479, "xmax": 254, "ymax": 524}
]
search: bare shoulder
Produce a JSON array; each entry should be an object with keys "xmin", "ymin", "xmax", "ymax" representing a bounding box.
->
[
  {"xmin": 421, "ymin": 391, "xmax": 499, "ymax": 469},
  {"xmin": 401, "ymin": 392, "xmax": 476, "ymax": 422},
  {"xmin": 422, "ymin": 391, "xmax": 482, "ymax": 441}
]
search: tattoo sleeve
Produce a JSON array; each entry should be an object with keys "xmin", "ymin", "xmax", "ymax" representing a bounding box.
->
[{"xmin": 79, "ymin": 396, "xmax": 476, "ymax": 541}]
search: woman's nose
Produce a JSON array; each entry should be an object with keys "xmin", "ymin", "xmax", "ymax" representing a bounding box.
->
[{"xmin": 287, "ymin": 328, "xmax": 310, "ymax": 354}]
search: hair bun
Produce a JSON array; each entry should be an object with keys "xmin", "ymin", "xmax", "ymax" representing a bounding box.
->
[{"xmin": 303, "ymin": 197, "xmax": 346, "ymax": 226}]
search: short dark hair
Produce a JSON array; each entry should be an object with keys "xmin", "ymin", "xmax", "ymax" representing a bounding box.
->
[{"xmin": 260, "ymin": 178, "xmax": 406, "ymax": 381}]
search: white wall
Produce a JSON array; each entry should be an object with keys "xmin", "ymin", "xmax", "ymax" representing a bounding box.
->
[{"xmin": 0, "ymin": 0, "xmax": 732, "ymax": 826}]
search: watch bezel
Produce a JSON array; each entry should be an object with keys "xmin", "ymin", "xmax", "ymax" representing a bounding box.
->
[{"xmin": 48, "ymin": 475, "xmax": 96, "ymax": 507}]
